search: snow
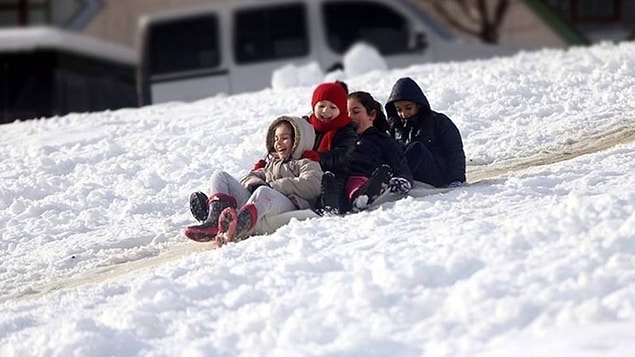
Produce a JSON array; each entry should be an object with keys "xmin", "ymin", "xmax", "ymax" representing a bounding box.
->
[
  {"xmin": 1, "ymin": 40, "xmax": 635, "ymax": 356},
  {"xmin": 0, "ymin": 27, "xmax": 136, "ymax": 64}
]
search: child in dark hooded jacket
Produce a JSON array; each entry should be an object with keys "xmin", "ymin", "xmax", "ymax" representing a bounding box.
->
[{"xmin": 385, "ymin": 77, "xmax": 466, "ymax": 188}]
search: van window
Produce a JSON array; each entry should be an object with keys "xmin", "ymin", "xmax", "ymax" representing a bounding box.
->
[
  {"xmin": 148, "ymin": 14, "xmax": 220, "ymax": 75},
  {"xmin": 234, "ymin": 4, "xmax": 308, "ymax": 64},
  {"xmin": 323, "ymin": 1, "xmax": 410, "ymax": 55}
]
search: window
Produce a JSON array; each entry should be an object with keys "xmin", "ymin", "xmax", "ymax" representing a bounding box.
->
[
  {"xmin": 623, "ymin": 1, "xmax": 635, "ymax": 21},
  {"xmin": 148, "ymin": 14, "xmax": 220, "ymax": 75},
  {"xmin": 322, "ymin": 1, "xmax": 410, "ymax": 55},
  {"xmin": 575, "ymin": 0, "xmax": 617, "ymax": 21},
  {"xmin": 234, "ymin": 4, "xmax": 308, "ymax": 64},
  {"xmin": 544, "ymin": 0, "xmax": 631, "ymax": 23},
  {"xmin": 0, "ymin": 0, "xmax": 50, "ymax": 26}
]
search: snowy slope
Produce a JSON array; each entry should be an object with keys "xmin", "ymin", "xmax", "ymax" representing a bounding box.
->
[{"xmin": 1, "ymin": 41, "xmax": 635, "ymax": 357}]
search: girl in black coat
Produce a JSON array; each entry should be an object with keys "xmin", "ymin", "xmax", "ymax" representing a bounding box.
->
[
  {"xmin": 343, "ymin": 91, "xmax": 413, "ymax": 211},
  {"xmin": 385, "ymin": 77, "xmax": 466, "ymax": 188}
]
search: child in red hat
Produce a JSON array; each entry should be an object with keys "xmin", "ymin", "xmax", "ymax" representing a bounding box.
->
[{"xmin": 303, "ymin": 81, "xmax": 358, "ymax": 214}]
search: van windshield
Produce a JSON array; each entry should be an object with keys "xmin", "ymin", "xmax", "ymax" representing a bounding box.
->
[
  {"xmin": 148, "ymin": 14, "xmax": 220, "ymax": 75},
  {"xmin": 234, "ymin": 4, "xmax": 309, "ymax": 64},
  {"xmin": 323, "ymin": 1, "xmax": 410, "ymax": 55}
]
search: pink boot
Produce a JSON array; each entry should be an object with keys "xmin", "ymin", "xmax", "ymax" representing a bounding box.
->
[{"xmin": 215, "ymin": 204, "xmax": 257, "ymax": 246}]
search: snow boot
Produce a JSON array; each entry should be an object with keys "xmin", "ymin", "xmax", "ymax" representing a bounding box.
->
[
  {"xmin": 189, "ymin": 191, "xmax": 209, "ymax": 222},
  {"xmin": 216, "ymin": 204, "xmax": 257, "ymax": 246},
  {"xmin": 352, "ymin": 164, "xmax": 393, "ymax": 210},
  {"xmin": 319, "ymin": 171, "xmax": 341, "ymax": 215},
  {"xmin": 184, "ymin": 194, "xmax": 237, "ymax": 242}
]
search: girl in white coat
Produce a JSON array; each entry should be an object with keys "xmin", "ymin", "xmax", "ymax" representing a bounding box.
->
[{"xmin": 185, "ymin": 116, "xmax": 322, "ymax": 246}]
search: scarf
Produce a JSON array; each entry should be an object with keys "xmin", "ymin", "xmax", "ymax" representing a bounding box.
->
[{"xmin": 309, "ymin": 113, "xmax": 351, "ymax": 152}]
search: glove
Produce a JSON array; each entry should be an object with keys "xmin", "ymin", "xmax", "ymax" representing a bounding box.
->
[
  {"xmin": 388, "ymin": 177, "xmax": 412, "ymax": 193},
  {"xmin": 252, "ymin": 159, "xmax": 266, "ymax": 171},
  {"xmin": 446, "ymin": 181, "xmax": 464, "ymax": 188},
  {"xmin": 301, "ymin": 150, "xmax": 320, "ymax": 162}
]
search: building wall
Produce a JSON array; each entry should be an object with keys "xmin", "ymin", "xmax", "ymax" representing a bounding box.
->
[
  {"xmin": 411, "ymin": 0, "xmax": 569, "ymax": 49},
  {"xmin": 82, "ymin": 0, "xmax": 214, "ymax": 49},
  {"xmin": 79, "ymin": 0, "xmax": 570, "ymax": 50}
]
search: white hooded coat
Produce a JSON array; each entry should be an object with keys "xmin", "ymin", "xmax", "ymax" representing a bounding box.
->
[{"xmin": 240, "ymin": 116, "xmax": 323, "ymax": 209}]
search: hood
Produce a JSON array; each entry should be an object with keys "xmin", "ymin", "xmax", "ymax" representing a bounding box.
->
[
  {"xmin": 266, "ymin": 116, "xmax": 315, "ymax": 160},
  {"xmin": 384, "ymin": 77, "xmax": 431, "ymax": 119}
]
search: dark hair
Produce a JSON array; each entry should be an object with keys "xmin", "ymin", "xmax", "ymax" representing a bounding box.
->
[
  {"xmin": 348, "ymin": 91, "xmax": 389, "ymax": 133},
  {"xmin": 336, "ymin": 80, "xmax": 349, "ymax": 94},
  {"xmin": 267, "ymin": 118, "xmax": 296, "ymax": 155},
  {"xmin": 274, "ymin": 120, "xmax": 295, "ymax": 142}
]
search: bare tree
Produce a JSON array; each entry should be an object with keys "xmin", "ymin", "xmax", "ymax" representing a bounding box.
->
[{"xmin": 422, "ymin": 0, "xmax": 511, "ymax": 44}]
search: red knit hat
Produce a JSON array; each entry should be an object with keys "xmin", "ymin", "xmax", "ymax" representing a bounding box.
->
[{"xmin": 311, "ymin": 82, "xmax": 348, "ymax": 114}]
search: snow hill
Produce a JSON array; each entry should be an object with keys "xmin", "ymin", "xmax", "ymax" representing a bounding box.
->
[{"xmin": 1, "ymin": 41, "xmax": 635, "ymax": 356}]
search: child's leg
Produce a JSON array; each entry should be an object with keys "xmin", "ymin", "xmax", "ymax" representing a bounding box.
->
[
  {"xmin": 209, "ymin": 170, "xmax": 252, "ymax": 207},
  {"xmin": 245, "ymin": 186, "xmax": 297, "ymax": 220},
  {"xmin": 404, "ymin": 142, "xmax": 445, "ymax": 187},
  {"xmin": 216, "ymin": 186, "xmax": 296, "ymax": 243}
]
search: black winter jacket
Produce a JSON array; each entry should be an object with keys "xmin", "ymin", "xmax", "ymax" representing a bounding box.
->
[
  {"xmin": 349, "ymin": 127, "xmax": 413, "ymax": 183},
  {"xmin": 312, "ymin": 121, "xmax": 358, "ymax": 183},
  {"xmin": 385, "ymin": 77, "xmax": 466, "ymax": 184}
]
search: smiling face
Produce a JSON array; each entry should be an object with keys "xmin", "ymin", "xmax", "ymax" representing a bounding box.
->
[
  {"xmin": 393, "ymin": 100, "xmax": 421, "ymax": 120},
  {"xmin": 273, "ymin": 122, "xmax": 295, "ymax": 160},
  {"xmin": 348, "ymin": 97, "xmax": 375, "ymax": 134},
  {"xmin": 312, "ymin": 99, "xmax": 341, "ymax": 122}
]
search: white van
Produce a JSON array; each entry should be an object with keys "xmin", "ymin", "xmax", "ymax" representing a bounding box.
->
[{"xmin": 137, "ymin": 0, "xmax": 513, "ymax": 105}]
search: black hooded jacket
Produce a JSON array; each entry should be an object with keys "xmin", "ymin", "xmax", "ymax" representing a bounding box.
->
[
  {"xmin": 349, "ymin": 126, "xmax": 413, "ymax": 183},
  {"xmin": 385, "ymin": 77, "xmax": 466, "ymax": 184}
]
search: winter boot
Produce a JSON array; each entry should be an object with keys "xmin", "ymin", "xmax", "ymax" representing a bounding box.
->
[
  {"xmin": 352, "ymin": 164, "xmax": 393, "ymax": 210},
  {"xmin": 184, "ymin": 193, "xmax": 237, "ymax": 242},
  {"xmin": 319, "ymin": 171, "xmax": 341, "ymax": 215},
  {"xmin": 189, "ymin": 191, "xmax": 209, "ymax": 222},
  {"xmin": 216, "ymin": 204, "xmax": 257, "ymax": 246}
]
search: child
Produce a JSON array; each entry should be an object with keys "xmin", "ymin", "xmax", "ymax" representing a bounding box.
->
[
  {"xmin": 341, "ymin": 91, "xmax": 413, "ymax": 211},
  {"xmin": 384, "ymin": 77, "xmax": 466, "ymax": 188},
  {"xmin": 302, "ymin": 81, "xmax": 358, "ymax": 213},
  {"xmin": 185, "ymin": 115, "xmax": 323, "ymax": 245}
]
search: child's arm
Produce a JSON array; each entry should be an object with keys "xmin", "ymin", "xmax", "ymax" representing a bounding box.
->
[
  {"xmin": 317, "ymin": 126, "xmax": 357, "ymax": 172},
  {"xmin": 269, "ymin": 160, "xmax": 322, "ymax": 199},
  {"xmin": 240, "ymin": 170, "xmax": 269, "ymax": 193}
]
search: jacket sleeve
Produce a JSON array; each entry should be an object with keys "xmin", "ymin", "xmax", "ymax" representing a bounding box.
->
[
  {"xmin": 269, "ymin": 159, "xmax": 323, "ymax": 199},
  {"xmin": 318, "ymin": 124, "xmax": 357, "ymax": 173},
  {"xmin": 438, "ymin": 115, "xmax": 467, "ymax": 183},
  {"xmin": 240, "ymin": 168, "xmax": 268, "ymax": 191}
]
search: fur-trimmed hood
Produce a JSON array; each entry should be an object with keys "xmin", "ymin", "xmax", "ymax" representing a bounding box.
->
[{"xmin": 266, "ymin": 116, "xmax": 315, "ymax": 160}]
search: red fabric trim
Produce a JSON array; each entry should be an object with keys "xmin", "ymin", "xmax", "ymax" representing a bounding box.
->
[
  {"xmin": 301, "ymin": 150, "xmax": 320, "ymax": 162},
  {"xmin": 209, "ymin": 193, "xmax": 237, "ymax": 208},
  {"xmin": 308, "ymin": 114, "xmax": 351, "ymax": 152},
  {"xmin": 242, "ymin": 203, "xmax": 258, "ymax": 230},
  {"xmin": 345, "ymin": 175, "xmax": 369, "ymax": 200}
]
